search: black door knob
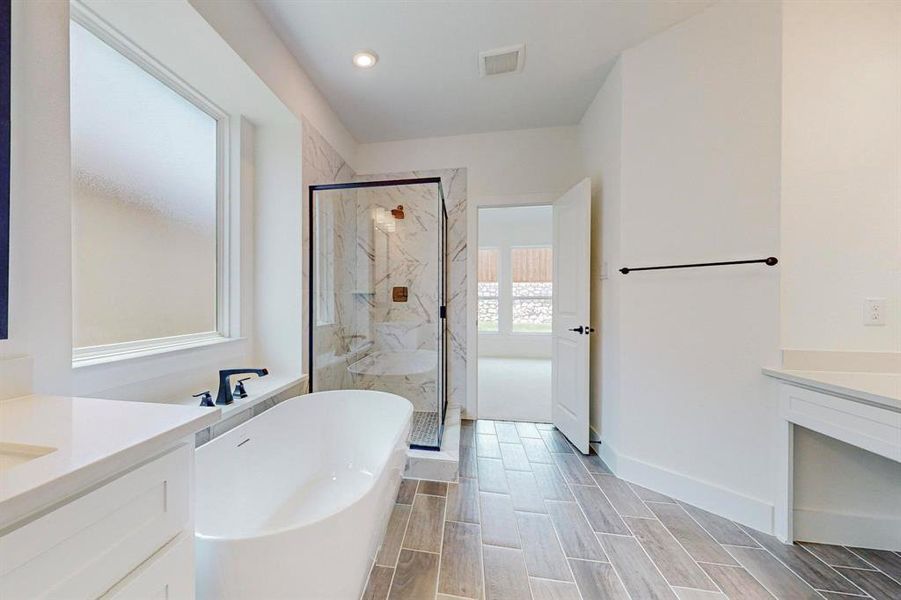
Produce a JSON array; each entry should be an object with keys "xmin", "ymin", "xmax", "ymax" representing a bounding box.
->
[{"xmin": 568, "ymin": 326, "xmax": 585, "ymax": 334}]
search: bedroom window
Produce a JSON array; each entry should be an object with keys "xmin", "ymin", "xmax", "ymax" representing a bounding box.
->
[
  {"xmin": 478, "ymin": 248, "xmax": 499, "ymax": 332},
  {"xmin": 511, "ymin": 246, "xmax": 553, "ymax": 333}
]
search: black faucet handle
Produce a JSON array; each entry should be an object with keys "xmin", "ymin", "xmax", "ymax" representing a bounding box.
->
[
  {"xmin": 233, "ymin": 377, "xmax": 252, "ymax": 399},
  {"xmin": 216, "ymin": 368, "xmax": 269, "ymax": 405},
  {"xmin": 193, "ymin": 391, "xmax": 215, "ymax": 407}
]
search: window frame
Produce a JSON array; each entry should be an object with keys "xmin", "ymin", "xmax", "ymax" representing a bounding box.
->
[
  {"xmin": 510, "ymin": 244, "xmax": 553, "ymax": 335},
  {"xmin": 70, "ymin": 2, "xmax": 234, "ymax": 367},
  {"xmin": 477, "ymin": 246, "xmax": 500, "ymax": 334}
]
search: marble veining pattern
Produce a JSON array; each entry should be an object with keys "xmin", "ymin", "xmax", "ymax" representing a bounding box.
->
[
  {"xmin": 354, "ymin": 168, "xmax": 467, "ymax": 418},
  {"xmin": 304, "ymin": 120, "xmax": 468, "ymax": 440}
]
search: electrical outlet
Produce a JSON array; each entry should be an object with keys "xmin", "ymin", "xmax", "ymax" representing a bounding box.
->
[{"xmin": 864, "ymin": 297, "xmax": 886, "ymax": 326}]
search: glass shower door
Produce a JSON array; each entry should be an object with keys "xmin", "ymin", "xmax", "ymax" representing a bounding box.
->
[{"xmin": 310, "ymin": 179, "xmax": 448, "ymax": 450}]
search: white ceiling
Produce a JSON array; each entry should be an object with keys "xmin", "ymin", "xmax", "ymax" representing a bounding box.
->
[{"xmin": 256, "ymin": 0, "xmax": 713, "ymax": 143}]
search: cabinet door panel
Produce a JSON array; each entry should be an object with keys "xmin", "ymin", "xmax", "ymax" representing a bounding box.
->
[{"xmin": 0, "ymin": 444, "xmax": 191, "ymax": 599}]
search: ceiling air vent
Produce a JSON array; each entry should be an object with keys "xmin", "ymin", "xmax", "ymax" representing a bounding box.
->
[{"xmin": 479, "ymin": 44, "xmax": 525, "ymax": 77}]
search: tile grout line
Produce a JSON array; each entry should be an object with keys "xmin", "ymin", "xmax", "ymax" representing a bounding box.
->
[
  {"xmin": 558, "ymin": 449, "xmax": 640, "ymax": 599},
  {"xmin": 842, "ymin": 547, "xmax": 881, "ymax": 572},
  {"xmin": 529, "ymin": 431, "xmax": 585, "ymax": 600},
  {"xmin": 735, "ymin": 525, "xmax": 864, "ymax": 597},
  {"xmin": 827, "ymin": 565, "xmax": 879, "ymax": 573},
  {"xmin": 434, "ymin": 484, "xmax": 450, "ymax": 600},
  {"xmin": 718, "ymin": 543, "xmax": 787, "ymax": 600},
  {"xmin": 647, "ymin": 499, "xmax": 745, "ymax": 597},
  {"xmin": 465, "ymin": 424, "xmax": 492, "ymax": 600},
  {"xmin": 475, "ymin": 483, "xmax": 487, "ymax": 600},
  {"xmin": 811, "ymin": 587, "xmax": 870, "ymax": 598},
  {"xmin": 793, "ymin": 542, "xmax": 877, "ymax": 595},
  {"xmin": 385, "ymin": 486, "xmax": 417, "ymax": 599},
  {"xmin": 843, "ymin": 546, "xmax": 901, "ymax": 586},
  {"xmin": 603, "ymin": 473, "xmax": 718, "ymax": 598},
  {"xmin": 515, "ymin": 503, "xmax": 586, "ymax": 599},
  {"xmin": 648, "ymin": 497, "xmax": 786, "ymax": 599},
  {"xmin": 544, "ymin": 436, "xmax": 633, "ymax": 600}
]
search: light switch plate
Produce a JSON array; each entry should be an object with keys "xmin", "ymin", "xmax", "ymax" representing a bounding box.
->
[{"xmin": 864, "ymin": 297, "xmax": 886, "ymax": 326}]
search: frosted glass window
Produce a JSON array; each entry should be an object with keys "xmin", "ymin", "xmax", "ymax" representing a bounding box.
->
[{"xmin": 70, "ymin": 20, "xmax": 219, "ymax": 348}]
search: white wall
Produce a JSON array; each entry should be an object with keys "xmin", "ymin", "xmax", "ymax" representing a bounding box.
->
[
  {"xmin": 581, "ymin": 1, "xmax": 783, "ymax": 532},
  {"xmin": 0, "ymin": 0, "xmax": 71, "ymax": 397},
  {"xmin": 0, "ymin": 0, "xmax": 303, "ymax": 404},
  {"xmin": 355, "ymin": 126, "xmax": 582, "ymax": 199},
  {"xmin": 478, "ymin": 205, "xmax": 553, "ymax": 359},
  {"xmin": 781, "ymin": 0, "xmax": 901, "ymax": 354},
  {"xmin": 579, "ymin": 59, "xmax": 622, "ymax": 443},
  {"xmin": 189, "ymin": 0, "xmax": 358, "ymax": 167},
  {"xmin": 781, "ymin": 0, "xmax": 901, "ymax": 544}
]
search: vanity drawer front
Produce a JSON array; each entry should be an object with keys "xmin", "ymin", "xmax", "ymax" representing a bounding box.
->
[
  {"xmin": 781, "ymin": 384, "xmax": 901, "ymax": 462},
  {"xmin": 100, "ymin": 532, "xmax": 193, "ymax": 600},
  {"xmin": 0, "ymin": 444, "xmax": 191, "ymax": 599}
]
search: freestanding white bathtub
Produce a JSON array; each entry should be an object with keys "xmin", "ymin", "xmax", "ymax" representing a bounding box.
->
[{"xmin": 195, "ymin": 390, "xmax": 412, "ymax": 599}]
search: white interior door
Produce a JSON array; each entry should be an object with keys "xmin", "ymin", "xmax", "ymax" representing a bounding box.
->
[{"xmin": 552, "ymin": 178, "xmax": 592, "ymax": 453}]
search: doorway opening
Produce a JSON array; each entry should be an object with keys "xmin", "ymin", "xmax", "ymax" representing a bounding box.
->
[{"xmin": 477, "ymin": 205, "xmax": 553, "ymax": 422}]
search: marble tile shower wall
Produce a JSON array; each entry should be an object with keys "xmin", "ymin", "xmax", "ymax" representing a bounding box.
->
[
  {"xmin": 348, "ymin": 184, "xmax": 441, "ymax": 412},
  {"xmin": 363, "ymin": 184, "xmax": 440, "ymax": 342},
  {"xmin": 303, "ymin": 119, "xmax": 469, "ymax": 420},
  {"xmin": 354, "ymin": 169, "xmax": 468, "ymax": 417},
  {"xmin": 303, "ymin": 119, "xmax": 357, "ymax": 391}
]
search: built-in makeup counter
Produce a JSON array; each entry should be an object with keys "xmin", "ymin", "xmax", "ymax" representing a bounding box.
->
[
  {"xmin": 762, "ymin": 368, "xmax": 901, "ymax": 414},
  {"xmin": 762, "ymin": 368, "xmax": 901, "ymax": 546}
]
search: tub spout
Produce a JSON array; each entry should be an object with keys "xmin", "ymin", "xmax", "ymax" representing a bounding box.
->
[{"xmin": 216, "ymin": 368, "xmax": 269, "ymax": 405}]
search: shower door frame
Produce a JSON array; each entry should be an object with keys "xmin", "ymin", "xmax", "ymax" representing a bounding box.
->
[{"xmin": 308, "ymin": 177, "xmax": 449, "ymax": 450}]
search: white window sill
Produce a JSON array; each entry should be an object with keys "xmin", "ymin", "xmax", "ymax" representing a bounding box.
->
[{"xmin": 73, "ymin": 333, "xmax": 245, "ymax": 369}]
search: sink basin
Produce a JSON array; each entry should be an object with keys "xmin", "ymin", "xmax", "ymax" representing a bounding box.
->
[{"xmin": 0, "ymin": 442, "xmax": 57, "ymax": 473}]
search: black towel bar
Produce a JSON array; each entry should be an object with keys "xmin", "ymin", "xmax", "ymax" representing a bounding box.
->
[{"xmin": 619, "ymin": 257, "xmax": 778, "ymax": 275}]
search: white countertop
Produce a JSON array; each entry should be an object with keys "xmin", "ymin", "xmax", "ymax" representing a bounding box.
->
[
  {"xmin": 164, "ymin": 372, "xmax": 307, "ymax": 421},
  {"xmin": 762, "ymin": 368, "xmax": 901, "ymax": 414},
  {"xmin": 0, "ymin": 395, "xmax": 219, "ymax": 531}
]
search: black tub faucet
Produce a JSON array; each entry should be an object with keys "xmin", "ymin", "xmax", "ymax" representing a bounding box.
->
[{"xmin": 216, "ymin": 368, "xmax": 268, "ymax": 405}]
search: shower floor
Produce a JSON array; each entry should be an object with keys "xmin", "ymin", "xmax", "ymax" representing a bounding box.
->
[{"xmin": 408, "ymin": 411, "xmax": 439, "ymax": 447}]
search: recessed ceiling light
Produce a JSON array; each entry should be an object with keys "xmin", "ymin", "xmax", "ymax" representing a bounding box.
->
[{"xmin": 352, "ymin": 51, "xmax": 378, "ymax": 69}]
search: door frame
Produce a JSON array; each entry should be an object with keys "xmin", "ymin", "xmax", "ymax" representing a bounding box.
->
[{"xmin": 466, "ymin": 192, "xmax": 558, "ymax": 420}]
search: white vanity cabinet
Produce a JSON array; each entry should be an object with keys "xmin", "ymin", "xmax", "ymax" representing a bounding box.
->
[{"xmin": 0, "ymin": 443, "xmax": 195, "ymax": 599}]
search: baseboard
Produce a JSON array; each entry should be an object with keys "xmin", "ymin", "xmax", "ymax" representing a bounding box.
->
[
  {"xmin": 596, "ymin": 438, "xmax": 774, "ymax": 535},
  {"xmin": 793, "ymin": 507, "xmax": 901, "ymax": 551}
]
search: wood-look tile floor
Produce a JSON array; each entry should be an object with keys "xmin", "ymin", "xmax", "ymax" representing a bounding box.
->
[{"xmin": 363, "ymin": 420, "xmax": 901, "ymax": 600}]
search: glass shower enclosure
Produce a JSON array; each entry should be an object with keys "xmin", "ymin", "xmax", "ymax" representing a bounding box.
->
[{"xmin": 309, "ymin": 178, "xmax": 448, "ymax": 450}]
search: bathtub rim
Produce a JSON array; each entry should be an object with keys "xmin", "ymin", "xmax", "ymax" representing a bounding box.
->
[{"xmin": 194, "ymin": 389, "xmax": 412, "ymax": 542}]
